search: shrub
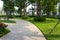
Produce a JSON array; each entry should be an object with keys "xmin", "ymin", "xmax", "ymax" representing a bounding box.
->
[
  {"xmin": 49, "ymin": 16, "xmax": 60, "ymax": 19},
  {"xmin": 0, "ymin": 15, "xmax": 6, "ymax": 17},
  {"xmin": 56, "ymin": 16, "xmax": 60, "ymax": 19},
  {"xmin": 34, "ymin": 16, "xmax": 46, "ymax": 22},
  {"xmin": 0, "ymin": 23, "xmax": 8, "ymax": 31},
  {"xmin": 0, "ymin": 23, "xmax": 10, "ymax": 37},
  {"xmin": 22, "ymin": 16, "xmax": 29, "ymax": 19},
  {"xmin": 8, "ymin": 16, "xmax": 14, "ymax": 18}
]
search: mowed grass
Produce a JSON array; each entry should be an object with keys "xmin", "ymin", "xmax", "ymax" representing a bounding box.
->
[{"xmin": 24, "ymin": 18, "xmax": 60, "ymax": 40}]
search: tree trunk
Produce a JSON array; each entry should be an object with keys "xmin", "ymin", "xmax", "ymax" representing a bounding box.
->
[
  {"xmin": 10, "ymin": 11, "xmax": 12, "ymax": 16},
  {"xmin": 20, "ymin": 11, "xmax": 22, "ymax": 16},
  {"xmin": 32, "ymin": 7, "xmax": 35, "ymax": 17},
  {"xmin": 9, "ymin": 11, "xmax": 12, "ymax": 17},
  {"xmin": 6, "ymin": 10, "xmax": 10, "ymax": 20},
  {"xmin": 12, "ymin": 12, "xmax": 14, "ymax": 16},
  {"xmin": 36, "ymin": 0, "xmax": 41, "ymax": 17},
  {"xmin": 24, "ymin": 6, "xmax": 27, "ymax": 16},
  {"xmin": 47, "ymin": 12, "xmax": 50, "ymax": 17}
]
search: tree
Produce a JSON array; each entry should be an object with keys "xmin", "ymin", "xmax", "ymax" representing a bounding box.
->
[
  {"xmin": 59, "ymin": 3, "xmax": 60, "ymax": 16},
  {"xmin": 31, "ymin": 7, "xmax": 35, "ymax": 16},
  {"xmin": 2, "ymin": 0, "xmax": 15, "ymax": 19},
  {"xmin": 36, "ymin": 0, "xmax": 41, "ymax": 16},
  {"xmin": 29, "ymin": 0, "xmax": 41, "ymax": 17},
  {"xmin": 41, "ymin": 0, "xmax": 60, "ymax": 17},
  {"xmin": 2, "ymin": 0, "xmax": 10, "ymax": 20},
  {"xmin": 18, "ymin": 7, "xmax": 22, "ymax": 16},
  {"xmin": 14, "ymin": 0, "xmax": 28, "ymax": 16}
]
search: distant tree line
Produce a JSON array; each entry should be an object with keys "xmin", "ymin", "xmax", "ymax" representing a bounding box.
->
[{"xmin": 1, "ymin": 0, "xmax": 60, "ymax": 21}]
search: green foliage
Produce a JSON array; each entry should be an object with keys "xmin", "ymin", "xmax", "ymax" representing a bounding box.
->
[
  {"xmin": 2, "ymin": 0, "xmax": 60, "ymax": 19},
  {"xmin": 22, "ymin": 16, "xmax": 29, "ymax": 19},
  {"xmin": 34, "ymin": 16, "xmax": 46, "ymax": 22},
  {"xmin": 29, "ymin": 0, "xmax": 36, "ymax": 3},
  {"xmin": 14, "ymin": 0, "xmax": 28, "ymax": 16},
  {"xmin": 0, "ymin": 23, "xmax": 7, "ymax": 31},
  {"xmin": 2, "ymin": 0, "xmax": 15, "ymax": 20},
  {"xmin": 56, "ymin": 16, "xmax": 60, "ymax": 19},
  {"xmin": 48, "ymin": 16, "xmax": 60, "ymax": 19},
  {"xmin": 0, "ymin": 28, "xmax": 10, "ymax": 37},
  {"xmin": 59, "ymin": 4, "xmax": 60, "ymax": 16},
  {"xmin": 0, "ymin": 23, "xmax": 10, "ymax": 37},
  {"xmin": 8, "ymin": 15, "xmax": 15, "ymax": 18},
  {"xmin": 41, "ymin": 0, "xmax": 59, "ymax": 17},
  {"xmin": 3, "ymin": 0, "xmax": 15, "ymax": 12},
  {"xmin": 0, "ymin": 20, "xmax": 16, "ymax": 23},
  {"xmin": 0, "ymin": 15, "xmax": 6, "ymax": 17},
  {"xmin": 15, "ymin": 0, "xmax": 26, "ymax": 8},
  {"xmin": 18, "ymin": 7, "xmax": 22, "ymax": 16}
]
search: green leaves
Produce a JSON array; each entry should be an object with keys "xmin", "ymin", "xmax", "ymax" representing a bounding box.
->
[
  {"xmin": 2, "ymin": 0, "xmax": 15, "ymax": 12},
  {"xmin": 42, "ymin": 0, "xmax": 59, "ymax": 13},
  {"xmin": 2, "ymin": 0, "xmax": 60, "ymax": 17},
  {"xmin": 29, "ymin": 0, "xmax": 36, "ymax": 3}
]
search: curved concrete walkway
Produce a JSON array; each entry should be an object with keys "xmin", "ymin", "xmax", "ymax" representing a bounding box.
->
[{"xmin": 0, "ymin": 19, "xmax": 46, "ymax": 40}]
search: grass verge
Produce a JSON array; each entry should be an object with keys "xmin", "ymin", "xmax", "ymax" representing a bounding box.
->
[{"xmin": 0, "ymin": 20, "xmax": 16, "ymax": 23}]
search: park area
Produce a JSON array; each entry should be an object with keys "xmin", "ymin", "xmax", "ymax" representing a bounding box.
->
[{"xmin": 0, "ymin": 0, "xmax": 60, "ymax": 40}]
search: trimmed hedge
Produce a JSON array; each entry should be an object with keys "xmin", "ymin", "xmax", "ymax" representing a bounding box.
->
[
  {"xmin": 34, "ymin": 16, "xmax": 46, "ymax": 22},
  {"xmin": 22, "ymin": 16, "xmax": 29, "ymax": 19}
]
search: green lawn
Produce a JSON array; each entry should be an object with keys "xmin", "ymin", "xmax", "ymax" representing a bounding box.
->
[{"xmin": 23, "ymin": 17, "xmax": 60, "ymax": 40}]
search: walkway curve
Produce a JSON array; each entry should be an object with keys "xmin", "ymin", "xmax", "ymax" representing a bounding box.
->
[{"xmin": 0, "ymin": 19, "xmax": 46, "ymax": 40}]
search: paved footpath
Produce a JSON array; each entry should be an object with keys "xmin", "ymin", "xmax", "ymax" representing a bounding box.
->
[{"xmin": 0, "ymin": 19, "xmax": 46, "ymax": 40}]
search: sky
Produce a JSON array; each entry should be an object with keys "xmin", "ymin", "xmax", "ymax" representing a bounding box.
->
[
  {"xmin": 0, "ymin": 0, "xmax": 3, "ymax": 11},
  {"xmin": 0, "ymin": 0, "xmax": 3, "ymax": 8}
]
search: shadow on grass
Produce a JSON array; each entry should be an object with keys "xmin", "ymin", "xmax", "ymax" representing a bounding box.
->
[
  {"xmin": 31, "ymin": 20, "xmax": 56, "ymax": 23},
  {"xmin": 45, "ymin": 34, "xmax": 60, "ymax": 38},
  {"xmin": 47, "ymin": 20, "xmax": 55, "ymax": 22}
]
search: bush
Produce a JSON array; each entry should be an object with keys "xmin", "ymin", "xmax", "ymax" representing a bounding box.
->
[
  {"xmin": 0, "ymin": 23, "xmax": 8, "ymax": 31},
  {"xmin": 22, "ymin": 16, "xmax": 29, "ymax": 19},
  {"xmin": 34, "ymin": 16, "xmax": 46, "ymax": 22},
  {"xmin": 49, "ymin": 16, "xmax": 60, "ymax": 19},
  {"xmin": 56, "ymin": 16, "xmax": 60, "ymax": 19},
  {"xmin": 0, "ymin": 28, "xmax": 10, "ymax": 37},
  {"xmin": 0, "ymin": 20, "xmax": 16, "ymax": 23},
  {"xmin": 0, "ymin": 15, "xmax": 6, "ymax": 17},
  {"xmin": 8, "ymin": 16, "xmax": 14, "ymax": 18},
  {"xmin": 0, "ymin": 23, "xmax": 10, "ymax": 37}
]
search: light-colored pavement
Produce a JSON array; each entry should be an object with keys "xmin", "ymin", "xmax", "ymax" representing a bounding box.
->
[{"xmin": 0, "ymin": 19, "xmax": 46, "ymax": 40}]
